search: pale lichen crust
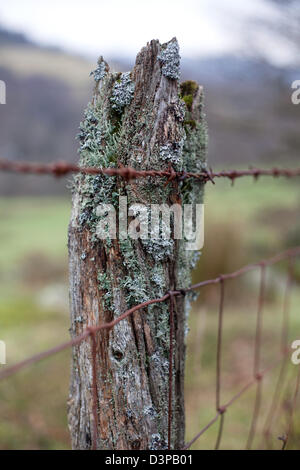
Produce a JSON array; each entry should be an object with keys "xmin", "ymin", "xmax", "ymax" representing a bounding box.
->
[
  {"xmin": 158, "ymin": 38, "xmax": 180, "ymax": 80},
  {"xmin": 90, "ymin": 57, "xmax": 108, "ymax": 82},
  {"xmin": 110, "ymin": 72, "xmax": 135, "ymax": 112}
]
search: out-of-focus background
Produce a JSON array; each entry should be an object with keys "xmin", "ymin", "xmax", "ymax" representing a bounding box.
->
[{"xmin": 0, "ymin": 0, "xmax": 299, "ymax": 450}]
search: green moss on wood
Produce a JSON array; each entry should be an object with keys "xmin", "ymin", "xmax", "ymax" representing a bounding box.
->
[
  {"xmin": 180, "ymin": 80, "xmax": 199, "ymax": 97},
  {"xmin": 182, "ymin": 94, "xmax": 193, "ymax": 111}
]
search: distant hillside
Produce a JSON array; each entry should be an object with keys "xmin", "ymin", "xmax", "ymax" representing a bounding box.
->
[
  {"xmin": 0, "ymin": 26, "xmax": 299, "ymax": 195},
  {"xmin": 0, "ymin": 27, "xmax": 92, "ymax": 194},
  {"xmin": 0, "ymin": 26, "xmax": 94, "ymax": 90},
  {"xmin": 180, "ymin": 56, "xmax": 300, "ymax": 168},
  {"xmin": 182, "ymin": 56, "xmax": 300, "ymax": 85},
  {"xmin": 0, "ymin": 26, "xmax": 34, "ymax": 46}
]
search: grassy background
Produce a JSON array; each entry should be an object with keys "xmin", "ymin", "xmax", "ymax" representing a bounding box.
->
[{"xmin": 0, "ymin": 176, "xmax": 299, "ymax": 449}]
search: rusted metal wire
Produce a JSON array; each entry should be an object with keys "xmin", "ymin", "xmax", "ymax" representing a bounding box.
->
[
  {"xmin": 1, "ymin": 247, "xmax": 299, "ymax": 383},
  {"xmin": 89, "ymin": 329, "xmax": 100, "ymax": 451},
  {"xmin": 168, "ymin": 292, "xmax": 175, "ymax": 450},
  {"xmin": 215, "ymin": 413, "xmax": 225, "ymax": 450},
  {"xmin": 1, "ymin": 158, "xmax": 300, "ymax": 183},
  {"xmin": 246, "ymin": 264, "xmax": 265, "ymax": 450},
  {"xmin": 0, "ymin": 246, "xmax": 299, "ymax": 450},
  {"xmin": 183, "ymin": 350, "xmax": 293, "ymax": 450},
  {"xmin": 215, "ymin": 277, "xmax": 225, "ymax": 450},
  {"xmin": 262, "ymin": 258, "xmax": 294, "ymax": 448},
  {"xmin": 216, "ymin": 277, "xmax": 225, "ymax": 412},
  {"xmin": 1, "ymin": 150, "xmax": 300, "ymax": 450}
]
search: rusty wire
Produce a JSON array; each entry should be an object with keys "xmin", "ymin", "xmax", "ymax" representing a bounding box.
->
[
  {"xmin": 1, "ymin": 157, "xmax": 300, "ymax": 184},
  {"xmin": 1, "ymin": 247, "xmax": 299, "ymax": 383},
  {"xmin": 183, "ymin": 351, "xmax": 294, "ymax": 450},
  {"xmin": 262, "ymin": 258, "xmax": 294, "ymax": 448},
  {"xmin": 168, "ymin": 292, "xmax": 175, "ymax": 450},
  {"xmin": 215, "ymin": 277, "xmax": 225, "ymax": 450},
  {"xmin": 246, "ymin": 264, "xmax": 266, "ymax": 450},
  {"xmin": 0, "ymin": 247, "xmax": 299, "ymax": 450},
  {"xmin": 1, "ymin": 150, "xmax": 300, "ymax": 450},
  {"xmin": 89, "ymin": 330, "xmax": 100, "ymax": 450}
]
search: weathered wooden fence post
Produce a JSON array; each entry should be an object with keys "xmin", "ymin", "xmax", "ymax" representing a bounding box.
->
[{"xmin": 68, "ymin": 38, "xmax": 207, "ymax": 450}]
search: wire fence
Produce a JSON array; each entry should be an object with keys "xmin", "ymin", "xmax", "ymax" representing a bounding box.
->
[
  {"xmin": 0, "ymin": 159, "xmax": 300, "ymax": 450},
  {"xmin": 1, "ymin": 158, "xmax": 300, "ymax": 184}
]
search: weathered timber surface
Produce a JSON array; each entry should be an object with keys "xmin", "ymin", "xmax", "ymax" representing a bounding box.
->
[{"xmin": 68, "ymin": 38, "xmax": 207, "ymax": 450}]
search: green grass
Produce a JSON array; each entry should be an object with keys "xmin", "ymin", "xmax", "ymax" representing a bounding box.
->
[
  {"xmin": 205, "ymin": 176, "xmax": 300, "ymax": 252},
  {"xmin": 0, "ymin": 197, "xmax": 70, "ymax": 269},
  {"xmin": 186, "ymin": 290, "xmax": 300, "ymax": 450},
  {"xmin": 206, "ymin": 176, "xmax": 300, "ymax": 216},
  {"xmin": 0, "ymin": 196, "xmax": 71, "ymax": 449},
  {"xmin": 0, "ymin": 178, "xmax": 299, "ymax": 449}
]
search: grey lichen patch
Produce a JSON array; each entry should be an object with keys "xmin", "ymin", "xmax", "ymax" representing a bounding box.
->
[
  {"xmin": 155, "ymin": 305, "xmax": 171, "ymax": 347},
  {"xmin": 141, "ymin": 238, "xmax": 174, "ymax": 262},
  {"xmin": 78, "ymin": 105, "xmax": 119, "ymax": 168},
  {"xmin": 159, "ymin": 139, "xmax": 185, "ymax": 170},
  {"xmin": 190, "ymin": 251, "xmax": 201, "ymax": 270},
  {"xmin": 76, "ymin": 96, "xmax": 122, "ymax": 234},
  {"xmin": 74, "ymin": 315, "xmax": 84, "ymax": 324},
  {"xmin": 118, "ymin": 238, "xmax": 172, "ymax": 358},
  {"xmin": 183, "ymin": 121, "xmax": 207, "ymax": 173},
  {"xmin": 97, "ymin": 272, "xmax": 114, "ymax": 311},
  {"xmin": 150, "ymin": 350, "xmax": 169, "ymax": 372},
  {"xmin": 158, "ymin": 38, "xmax": 180, "ymax": 80},
  {"xmin": 119, "ymin": 239, "xmax": 152, "ymax": 307},
  {"xmin": 110, "ymin": 72, "xmax": 135, "ymax": 112},
  {"xmin": 120, "ymin": 274, "xmax": 149, "ymax": 306},
  {"xmin": 97, "ymin": 272, "xmax": 111, "ymax": 291},
  {"xmin": 150, "ymin": 264, "xmax": 166, "ymax": 296},
  {"xmin": 90, "ymin": 57, "xmax": 107, "ymax": 82},
  {"xmin": 143, "ymin": 406, "xmax": 157, "ymax": 419},
  {"xmin": 119, "ymin": 239, "xmax": 138, "ymax": 270},
  {"xmin": 173, "ymin": 99, "xmax": 186, "ymax": 122},
  {"xmin": 150, "ymin": 433, "xmax": 168, "ymax": 450}
]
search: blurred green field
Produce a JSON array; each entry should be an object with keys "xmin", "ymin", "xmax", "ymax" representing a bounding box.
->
[{"xmin": 0, "ymin": 176, "xmax": 299, "ymax": 449}]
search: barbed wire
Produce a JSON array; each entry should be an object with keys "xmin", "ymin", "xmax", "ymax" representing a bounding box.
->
[
  {"xmin": 1, "ymin": 154, "xmax": 300, "ymax": 449},
  {"xmin": 0, "ymin": 246, "xmax": 299, "ymax": 449},
  {"xmin": 1, "ymin": 158, "xmax": 300, "ymax": 184}
]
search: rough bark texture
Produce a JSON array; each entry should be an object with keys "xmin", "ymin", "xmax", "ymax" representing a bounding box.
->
[{"xmin": 68, "ymin": 38, "xmax": 207, "ymax": 450}]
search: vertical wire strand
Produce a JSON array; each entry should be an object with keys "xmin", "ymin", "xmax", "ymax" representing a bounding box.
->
[
  {"xmin": 215, "ymin": 412, "xmax": 225, "ymax": 450},
  {"xmin": 90, "ymin": 330, "xmax": 99, "ymax": 450},
  {"xmin": 168, "ymin": 292, "xmax": 175, "ymax": 450},
  {"xmin": 262, "ymin": 258, "xmax": 294, "ymax": 448},
  {"xmin": 215, "ymin": 277, "xmax": 225, "ymax": 449},
  {"xmin": 246, "ymin": 263, "xmax": 266, "ymax": 450}
]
